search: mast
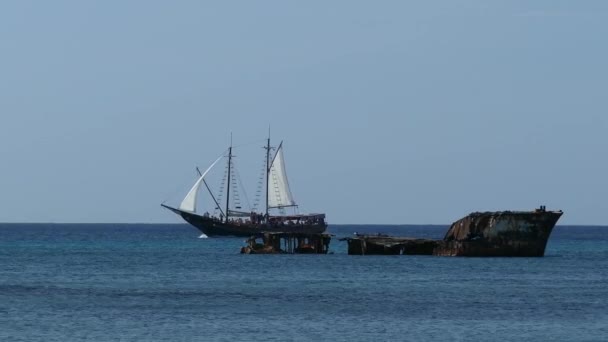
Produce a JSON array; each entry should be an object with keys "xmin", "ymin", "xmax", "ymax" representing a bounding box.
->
[
  {"xmin": 265, "ymin": 130, "xmax": 270, "ymax": 219},
  {"xmin": 225, "ymin": 135, "xmax": 232, "ymax": 224}
]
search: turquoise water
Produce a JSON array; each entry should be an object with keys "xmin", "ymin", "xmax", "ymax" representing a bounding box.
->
[{"xmin": 1, "ymin": 224, "xmax": 607, "ymax": 341}]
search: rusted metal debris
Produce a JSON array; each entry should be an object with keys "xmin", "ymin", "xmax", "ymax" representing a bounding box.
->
[
  {"xmin": 342, "ymin": 206, "xmax": 563, "ymax": 257},
  {"xmin": 240, "ymin": 232, "xmax": 332, "ymax": 254},
  {"xmin": 340, "ymin": 234, "xmax": 439, "ymax": 255}
]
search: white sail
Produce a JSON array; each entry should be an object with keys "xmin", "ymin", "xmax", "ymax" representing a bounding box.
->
[
  {"xmin": 268, "ymin": 143, "xmax": 296, "ymax": 208},
  {"xmin": 179, "ymin": 155, "xmax": 224, "ymax": 212}
]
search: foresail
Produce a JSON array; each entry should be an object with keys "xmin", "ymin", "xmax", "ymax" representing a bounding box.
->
[
  {"xmin": 179, "ymin": 155, "xmax": 224, "ymax": 212},
  {"xmin": 268, "ymin": 144, "xmax": 296, "ymax": 208}
]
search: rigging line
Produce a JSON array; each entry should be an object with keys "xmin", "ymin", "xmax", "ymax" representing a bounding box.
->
[
  {"xmin": 204, "ymin": 179, "xmax": 225, "ymax": 217},
  {"xmin": 232, "ymin": 138, "xmax": 267, "ymax": 149},
  {"xmin": 251, "ymin": 156, "xmax": 266, "ymax": 211},
  {"xmin": 196, "ymin": 166, "xmax": 225, "ymax": 217},
  {"xmin": 232, "ymin": 160, "xmax": 252, "ymax": 211},
  {"xmin": 225, "ymin": 144, "xmax": 232, "ymax": 222},
  {"xmin": 269, "ymin": 141, "xmax": 283, "ymax": 167},
  {"xmin": 194, "ymin": 147, "xmax": 230, "ymax": 212},
  {"xmin": 214, "ymin": 156, "xmax": 230, "ymax": 209}
]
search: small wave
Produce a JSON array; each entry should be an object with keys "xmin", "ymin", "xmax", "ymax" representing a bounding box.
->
[{"xmin": 198, "ymin": 233, "xmax": 208, "ymax": 239}]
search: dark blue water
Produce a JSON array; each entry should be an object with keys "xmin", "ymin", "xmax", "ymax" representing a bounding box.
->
[{"xmin": 1, "ymin": 224, "xmax": 607, "ymax": 341}]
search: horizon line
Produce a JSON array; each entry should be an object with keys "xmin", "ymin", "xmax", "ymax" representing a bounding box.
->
[{"xmin": 0, "ymin": 222, "xmax": 606, "ymax": 227}]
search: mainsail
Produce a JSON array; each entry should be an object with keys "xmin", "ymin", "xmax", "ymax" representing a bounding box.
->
[
  {"xmin": 179, "ymin": 154, "xmax": 224, "ymax": 212},
  {"xmin": 268, "ymin": 143, "xmax": 296, "ymax": 208}
]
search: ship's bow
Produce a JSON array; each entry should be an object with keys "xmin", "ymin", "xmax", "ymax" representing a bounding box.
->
[{"xmin": 434, "ymin": 209, "xmax": 563, "ymax": 257}]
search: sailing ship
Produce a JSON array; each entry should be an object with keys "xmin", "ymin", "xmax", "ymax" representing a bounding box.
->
[{"xmin": 161, "ymin": 136, "xmax": 327, "ymax": 237}]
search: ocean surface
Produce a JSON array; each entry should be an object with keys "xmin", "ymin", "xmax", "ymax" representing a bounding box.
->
[{"xmin": 1, "ymin": 223, "xmax": 607, "ymax": 342}]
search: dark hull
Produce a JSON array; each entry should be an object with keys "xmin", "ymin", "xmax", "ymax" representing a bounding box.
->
[
  {"xmin": 341, "ymin": 236, "xmax": 439, "ymax": 255},
  {"xmin": 434, "ymin": 209, "xmax": 563, "ymax": 257},
  {"xmin": 162, "ymin": 205, "xmax": 327, "ymax": 237}
]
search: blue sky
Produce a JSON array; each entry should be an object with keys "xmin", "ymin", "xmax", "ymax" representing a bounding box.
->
[{"xmin": 1, "ymin": 1, "xmax": 607, "ymax": 224}]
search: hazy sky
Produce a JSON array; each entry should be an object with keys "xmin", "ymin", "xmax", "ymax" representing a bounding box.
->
[{"xmin": 1, "ymin": 1, "xmax": 607, "ymax": 224}]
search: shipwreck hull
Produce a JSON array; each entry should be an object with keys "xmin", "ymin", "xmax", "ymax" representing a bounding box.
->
[
  {"xmin": 342, "ymin": 236, "xmax": 439, "ymax": 255},
  {"xmin": 434, "ymin": 208, "xmax": 563, "ymax": 257}
]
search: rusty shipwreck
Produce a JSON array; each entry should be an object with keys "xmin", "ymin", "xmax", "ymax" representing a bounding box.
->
[
  {"xmin": 343, "ymin": 206, "xmax": 563, "ymax": 257},
  {"xmin": 434, "ymin": 206, "xmax": 563, "ymax": 257}
]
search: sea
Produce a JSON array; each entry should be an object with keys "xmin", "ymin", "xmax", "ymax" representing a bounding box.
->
[{"xmin": 1, "ymin": 223, "xmax": 607, "ymax": 342}]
